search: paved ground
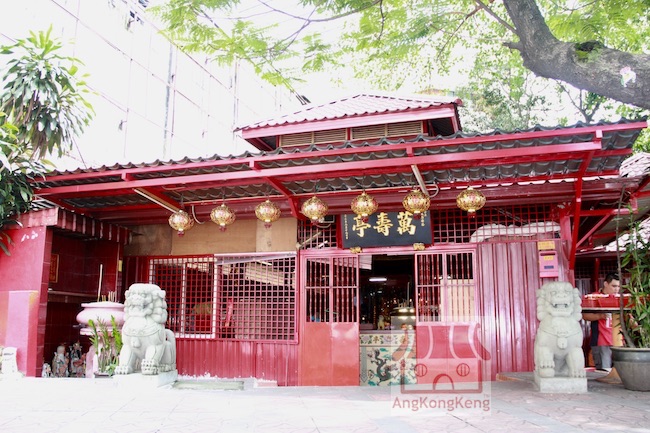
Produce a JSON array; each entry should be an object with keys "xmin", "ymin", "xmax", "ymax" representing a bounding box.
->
[{"xmin": 1, "ymin": 371, "xmax": 649, "ymax": 433}]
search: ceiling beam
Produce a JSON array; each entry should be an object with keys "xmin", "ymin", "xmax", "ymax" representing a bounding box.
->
[{"xmin": 133, "ymin": 188, "xmax": 180, "ymax": 213}]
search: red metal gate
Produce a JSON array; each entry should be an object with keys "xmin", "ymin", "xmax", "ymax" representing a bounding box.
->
[
  {"xmin": 300, "ymin": 253, "xmax": 359, "ymax": 385},
  {"xmin": 148, "ymin": 253, "xmax": 299, "ymax": 384},
  {"xmin": 416, "ymin": 251, "xmax": 476, "ymax": 323},
  {"xmin": 414, "ymin": 249, "xmax": 490, "ymax": 391}
]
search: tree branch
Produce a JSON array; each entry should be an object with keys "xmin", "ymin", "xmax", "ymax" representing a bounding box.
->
[
  {"xmin": 256, "ymin": 0, "xmax": 382, "ymax": 24},
  {"xmin": 473, "ymin": 0, "xmax": 516, "ymax": 34},
  {"xmin": 502, "ymin": 0, "xmax": 650, "ymax": 110}
]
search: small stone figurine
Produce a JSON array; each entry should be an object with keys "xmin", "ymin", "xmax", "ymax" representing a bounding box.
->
[
  {"xmin": 41, "ymin": 363, "xmax": 52, "ymax": 378},
  {"xmin": 69, "ymin": 341, "xmax": 85, "ymax": 378},
  {"xmin": 52, "ymin": 345, "xmax": 69, "ymax": 377}
]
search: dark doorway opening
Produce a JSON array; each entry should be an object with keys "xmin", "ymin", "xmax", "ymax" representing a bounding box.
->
[{"xmin": 359, "ymin": 254, "xmax": 414, "ymax": 330}]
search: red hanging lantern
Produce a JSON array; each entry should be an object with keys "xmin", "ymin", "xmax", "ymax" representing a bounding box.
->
[
  {"xmin": 210, "ymin": 203, "xmax": 236, "ymax": 232},
  {"xmin": 350, "ymin": 191, "xmax": 378, "ymax": 222},
  {"xmin": 456, "ymin": 186, "xmax": 486, "ymax": 216},
  {"xmin": 301, "ymin": 196, "xmax": 328, "ymax": 223},
  {"xmin": 255, "ymin": 199, "xmax": 281, "ymax": 228},
  {"xmin": 402, "ymin": 187, "xmax": 430, "ymax": 219},
  {"xmin": 168, "ymin": 209, "xmax": 194, "ymax": 236}
]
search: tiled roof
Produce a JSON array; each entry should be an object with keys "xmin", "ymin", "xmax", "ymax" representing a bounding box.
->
[
  {"xmin": 30, "ymin": 114, "xmax": 648, "ymax": 254},
  {"xmin": 237, "ymin": 93, "xmax": 462, "ymax": 131},
  {"xmin": 44, "ymin": 118, "xmax": 641, "ymax": 180}
]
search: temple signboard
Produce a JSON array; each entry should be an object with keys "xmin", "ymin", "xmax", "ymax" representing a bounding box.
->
[{"xmin": 340, "ymin": 211, "xmax": 432, "ymax": 248}]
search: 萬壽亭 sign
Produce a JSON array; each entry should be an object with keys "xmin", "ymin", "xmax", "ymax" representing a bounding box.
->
[{"xmin": 341, "ymin": 211, "xmax": 432, "ymax": 248}]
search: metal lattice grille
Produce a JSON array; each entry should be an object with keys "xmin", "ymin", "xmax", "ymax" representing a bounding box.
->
[
  {"xmin": 217, "ymin": 255, "xmax": 296, "ymax": 341},
  {"xmin": 150, "ymin": 257, "xmax": 215, "ymax": 337},
  {"xmin": 305, "ymin": 256, "xmax": 358, "ymax": 323},
  {"xmin": 298, "ymin": 219, "xmax": 338, "ymax": 249},
  {"xmin": 433, "ymin": 204, "xmax": 555, "ymax": 243},
  {"xmin": 149, "ymin": 254, "xmax": 297, "ymax": 341},
  {"xmin": 416, "ymin": 251, "xmax": 475, "ymax": 323}
]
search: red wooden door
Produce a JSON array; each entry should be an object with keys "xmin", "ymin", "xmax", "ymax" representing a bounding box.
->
[{"xmin": 301, "ymin": 254, "xmax": 359, "ymax": 385}]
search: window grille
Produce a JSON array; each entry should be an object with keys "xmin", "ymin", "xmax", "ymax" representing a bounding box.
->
[
  {"xmin": 217, "ymin": 255, "xmax": 296, "ymax": 341},
  {"xmin": 416, "ymin": 251, "xmax": 475, "ymax": 323},
  {"xmin": 150, "ymin": 257, "xmax": 215, "ymax": 338},
  {"xmin": 149, "ymin": 254, "xmax": 297, "ymax": 341},
  {"xmin": 305, "ymin": 256, "xmax": 358, "ymax": 323},
  {"xmin": 298, "ymin": 218, "xmax": 338, "ymax": 249},
  {"xmin": 433, "ymin": 204, "xmax": 556, "ymax": 244}
]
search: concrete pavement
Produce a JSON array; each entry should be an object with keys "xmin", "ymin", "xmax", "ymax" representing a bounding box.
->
[{"xmin": 1, "ymin": 371, "xmax": 649, "ymax": 433}]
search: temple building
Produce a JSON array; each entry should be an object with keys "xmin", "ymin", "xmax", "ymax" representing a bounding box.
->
[{"xmin": 0, "ymin": 93, "xmax": 648, "ymax": 386}]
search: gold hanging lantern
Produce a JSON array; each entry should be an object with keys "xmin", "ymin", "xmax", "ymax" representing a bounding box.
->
[
  {"xmin": 210, "ymin": 203, "xmax": 236, "ymax": 232},
  {"xmin": 168, "ymin": 209, "xmax": 194, "ymax": 236},
  {"xmin": 456, "ymin": 186, "xmax": 486, "ymax": 216},
  {"xmin": 301, "ymin": 196, "xmax": 328, "ymax": 223},
  {"xmin": 255, "ymin": 199, "xmax": 281, "ymax": 228},
  {"xmin": 402, "ymin": 187, "xmax": 430, "ymax": 218},
  {"xmin": 350, "ymin": 190, "xmax": 378, "ymax": 222}
]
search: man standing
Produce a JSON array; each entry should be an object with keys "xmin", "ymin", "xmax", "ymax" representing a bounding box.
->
[{"xmin": 583, "ymin": 273, "xmax": 621, "ymax": 370}]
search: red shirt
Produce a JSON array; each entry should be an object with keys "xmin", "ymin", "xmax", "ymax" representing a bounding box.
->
[{"xmin": 597, "ymin": 315, "xmax": 613, "ymax": 346}]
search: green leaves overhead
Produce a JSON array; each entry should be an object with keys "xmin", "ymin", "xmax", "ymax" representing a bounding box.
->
[
  {"xmin": 154, "ymin": 0, "xmax": 649, "ymax": 114},
  {"xmin": 543, "ymin": 0, "xmax": 649, "ymax": 53}
]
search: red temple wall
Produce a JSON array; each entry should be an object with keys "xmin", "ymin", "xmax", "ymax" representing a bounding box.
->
[{"xmin": 0, "ymin": 226, "xmax": 51, "ymax": 376}]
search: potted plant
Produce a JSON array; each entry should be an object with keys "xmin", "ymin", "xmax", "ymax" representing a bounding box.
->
[
  {"xmin": 612, "ymin": 218, "xmax": 650, "ymax": 391},
  {"xmin": 88, "ymin": 316, "xmax": 123, "ymax": 377}
]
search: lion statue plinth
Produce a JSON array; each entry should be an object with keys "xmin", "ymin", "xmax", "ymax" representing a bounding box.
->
[
  {"xmin": 115, "ymin": 283, "xmax": 176, "ymax": 375},
  {"xmin": 533, "ymin": 281, "xmax": 585, "ymax": 378}
]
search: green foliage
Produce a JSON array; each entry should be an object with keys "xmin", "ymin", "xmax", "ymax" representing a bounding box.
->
[
  {"xmin": 154, "ymin": 0, "xmax": 649, "ymax": 125},
  {"xmin": 0, "ymin": 112, "xmax": 48, "ymax": 254},
  {"xmin": 621, "ymin": 221, "xmax": 650, "ymax": 348},
  {"xmin": 0, "ymin": 27, "xmax": 94, "ymax": 159},
  {"xmin": 88, "ymin": 317, "xmax": 122, "ymax": 375},
  {"xmin": 0, "ymin": 28, "xmax": 93, "ymax": 255},
  {"xmin": 456, "ymin": 46, "xmax": 552, "ymax": 131},
  {"xmin": 543, "ymin": 0, "xmax": 649, "ymax": 53}
]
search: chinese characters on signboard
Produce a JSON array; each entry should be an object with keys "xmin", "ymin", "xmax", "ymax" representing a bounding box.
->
[{"xmin": 341, "ymin": 211, "xmax": 432, "ymax": 248}]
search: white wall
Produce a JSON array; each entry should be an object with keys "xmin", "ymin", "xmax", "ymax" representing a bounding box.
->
[{"xmin": 0, "ymin": 0, "xmax": 297, "ymax": 170}]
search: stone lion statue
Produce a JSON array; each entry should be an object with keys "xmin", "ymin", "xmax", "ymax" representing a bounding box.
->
[
  {"xmin": 115, "ymin": 283, "xmax": 176, "ymax": 375},
  {"xmin": 533, "ymin": 281, "xmax": 585, "ymax": 378}
]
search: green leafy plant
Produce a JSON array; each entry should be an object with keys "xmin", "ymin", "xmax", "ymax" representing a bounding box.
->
[
  {"xmin": 1, "ymin": 26, "xmax": 94, "ymax": 159},
  {"xmin": 0, "ymin": 114, "xmax": 47, "ymax": 254},
  {"xmin": 620, "ymin": 220, "xmax": 650, "ymax": 348},
  {"xmin": 0, "ymin": 27, "xmax": 94, "ymax": 255},
  {"xmin": 88, "ymin": 316, "xmax": 122, "ymax": 375}
]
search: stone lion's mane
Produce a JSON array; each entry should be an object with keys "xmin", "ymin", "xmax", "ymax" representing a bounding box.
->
[
  {"xmin": 123, "ymin": 285, "xmax": 168, "ymax": 324},
  {"xmin": 536, "ymin": 283, "xmax": 582, "ymax": 322}
]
